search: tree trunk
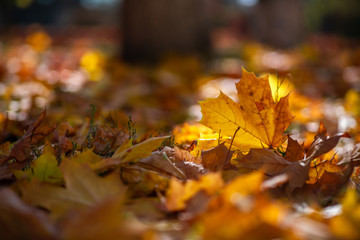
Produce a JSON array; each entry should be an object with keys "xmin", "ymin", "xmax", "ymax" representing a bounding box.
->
[{"xmin": 121, "ymin": 0, "xmax": 211, "ymax": 62}]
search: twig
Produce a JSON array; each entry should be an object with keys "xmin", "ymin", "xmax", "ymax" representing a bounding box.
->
[{"xmin": 223, "ymin": 127, "xmax": 240, "ymax": 169}]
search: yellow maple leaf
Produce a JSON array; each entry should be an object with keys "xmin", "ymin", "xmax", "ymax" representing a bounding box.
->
[{"xmin": 200, "ymin": 69, "xmax": 293, "ymax": 151}]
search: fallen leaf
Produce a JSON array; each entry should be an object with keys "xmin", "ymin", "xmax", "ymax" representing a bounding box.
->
[
  {"xmin": 166, "ymin": 172, "xmax": 224, "ymax": 211},
  {"xmin": 120, "ymin": 166, "xmax": 169, "ymax": 197},
  {"xmin": 22, "ymin": 159, "xmax": 126, "ymax": 218},
  {"xmin": 174, "ymin": 161, "xmax": 206, "ymax": 180},
  {"xmin": 0, "ymin": 188, "xmax": 57, "ymax": 240},
  {"xmin": 137, "ymin": 147, "xmax": 187, "ymax": 180},
  {"xmin": 235, "ymin": 148, "xmax": 291, "ymax": 175},
  {"xmin": 111, "ymin": 139, "xmax": 132, "ymax": 158},
  {"xmin": 92, "ymin": 125, "xmax": 120, "ymax": 155},
  {"xmin": 96, "ymin": 136, "xmax": 169, "ymax": 171},
  {"xmin": 235, "ymin": 148, "xmax": 310, "ymax": 193},
  {"xmin": 58, "ymin": 136, "xmax": 73, "ymax": 156},
  {"xmin": 281, "ymin": 160, "xmax": 311, "ymax": 194},
  {"xmin": 172, "ymin": 122, "xmax": 214, "ymax": 144},
  {"xmin": 14, "ymin": 144, "xmax": 63, "ymax": 183},
  {"xmin": 304, "ymin": 164, "xmax": 354, "ymax": 201},
  {"xmin": 284, "ymin": 136, "xmax": 305, "ymax": 162},
  {"xmin": 9, "ymin": 110, "xmax": 55, "ymax": 162},
  {"xmin": 134, "ymin": 146, "xmax": 205, "ymax": 180},
  {"xmin": 118, "ymin": 136, "xmax": 169, "ymax": 162},
  {"xmin": 68, "ymin": 147, "xmax": 103, "ymax": 169},
  {"xmin": 307, "ymin": 160, "xmax": 343, "ymax": 184},
  {"xmin": 201, "ymin": 143, "xmax": 232, "ymax": 171},
  {"xmin": 171, "ymin": 146, "xmax": 201, "ymax": 164},
  {"xmin": 200, "ymin": 69, "xmax": 293, "ymax": 151},
  {"xmin": 307, "ymin": 122, "xmax": 351, "ymax": 160},
  {"xmin": 62, "ymin": 196, "xmax": 147, "ymax": 240}
]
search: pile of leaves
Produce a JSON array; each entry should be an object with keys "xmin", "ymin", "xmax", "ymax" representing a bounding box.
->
[{"xmin": 2, "ymin": 69, "xmax": 360, "ymax": 239}]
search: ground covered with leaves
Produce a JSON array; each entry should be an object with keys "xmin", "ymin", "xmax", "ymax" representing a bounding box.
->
[{"xmin": 2, "ymin": 29, "xmax": 360, "ymax": 239}]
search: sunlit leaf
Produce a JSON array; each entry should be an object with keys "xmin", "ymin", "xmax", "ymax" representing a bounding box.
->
[{"xmin": 200, "ymin": 69, "xmax": 293, "ymax": 151}]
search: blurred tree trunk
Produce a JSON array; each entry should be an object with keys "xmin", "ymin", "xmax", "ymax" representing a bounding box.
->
[
  {"xmin": 252, "ymin": 0, "xmax": 304, "ymax": 48},
  {"xmin": 121, "ymin": 0, "xmax": 211, "ymax": 62}
]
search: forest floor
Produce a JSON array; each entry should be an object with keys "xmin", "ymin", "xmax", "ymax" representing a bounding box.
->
[{"xmin": 1, "ymin": 28, "xmax": 360, "ymax": 239}]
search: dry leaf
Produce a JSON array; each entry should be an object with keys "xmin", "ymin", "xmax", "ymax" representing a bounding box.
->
[
  {"xmin": 10, "ymin": 110, "xmax": 55, "ymax": 162},
  {"xmin": 201, "ymin": 143, "xmax": 232, "ymax": 171},
  {"xmin": 137, "ymin": 147, "xmax": 187, "ymax": 180},
  {"xmin": 235, "ymin": 148, "xmax": 291, "ymax": 175},
  {"xmin": 166, "ymin": 172, "xmax": 224, "ymax": 211},
  {"xmin": 200, "ymin": 69, "xmax": 293, "ymax": 151},
  {"xmin": 174, "ymin": 161, "xmax": 206, "ymax": 180},
  {"xmin": 307, "ymin": 122, "xmax": 351, "ymax": 160},
  {"xmin": 284, "ymin": 136, "xmax": 305, "ymax": 162},
  {"xmin": 62, "ymin": 196, "xmax": 147, "ymax": 240},
  {"xmin": 0, "ymin": 188, "xmax": 57, "ymax": 240},
  {"xmin": 14, "ymin": 144, "xmax": 63, "ymax": 183},
  {"xmin": 22, "ymin": 159, "xmax": 126, "ymax": 218},
  {"xmin": 308, "ymin": 160, "xmax": 343, "ymax": 184},
  {"xmin": 171, "ymin": 146, "xmax": 201, "ymax": 164},
  {"xmin": 235, "ymin": 148, "xmax": 310, "ymax": 193},
  {"xmin": 96, "ymin": 136, "xmax": 169, "ymax": 171}
]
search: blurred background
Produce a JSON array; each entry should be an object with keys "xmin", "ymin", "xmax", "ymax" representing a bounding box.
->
[{"xmin": 1, "ymin": 0, "xmax": 360, "ymax": 137}]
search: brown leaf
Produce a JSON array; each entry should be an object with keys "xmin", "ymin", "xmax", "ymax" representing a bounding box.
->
[
  {"xmin": 201, "ymin": 143, "xmax": 232, "ymax": 171},
  {"xmin": 55, "ymin": 122, "xmax": 76, "ymax": 137},
  {"xmin": 0, "ymin": 142, "xmax": 10, "ymax": 157},
  {"xmin": 92, "ymin": 126, "xmax": 119, "ymax": 155},
  {"xmin": 171, "ymin": 146, "xmax": 201, "ymax": 164},
  {"xmin": 174, "ymin": 161, "xmax": 206, "ymax": 180},
  {"xmin": 137, "ymin": 148, "xmax": 187, "ymax": 180},
  {"xmin": 0, "ymin": 188, "xmax": 57, "ymax": 240},
  {"xmin": 308, "ymin": 160, "xmax": 343, "ymax": 184},
  {"xmin": 303, "ymin": 166, "xmax": 353, "ymax": 200},
  {"xmin": 58, "ymin": 136, "xmax": 73, "ymax": 155},
  {"xmin": 284, "ymin": 136, "xmax": 305, "ymax": 162},
  {"xmin": 236, "ymin": 148, "xmax": 310, "ymax": 193},
  {"xmin": 0, "ymin": 160, "xmax": 27, "ymax": 181},
  {"xmin": 337, "ymin": 143, "xmax": 360, "ymax": 166},
  {"xmin": 137, "ymin": 146, "xmax": 206, "ymax": 180},
  {"xmin": 0, "ymin": 164, "xmax": 14, "ymax": 180},
  {"xmin": 307, "ymin": 123, "xmax": 351, "ymax": 160},
  {"xmin": 10, "ymin": 110, "xmax": 55, "ymax": 162},
  {"xmin": 281, "ymin": 159, "xmax": 311, "ymax": 194},
  {"xmin": 235, "ymin": 148, "xmax": 291, "ymax": 175}
]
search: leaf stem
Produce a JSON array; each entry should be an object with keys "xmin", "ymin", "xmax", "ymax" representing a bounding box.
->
[{"xmin": 223, "ymin": 127, "xmax": 240, "ymax": 169}]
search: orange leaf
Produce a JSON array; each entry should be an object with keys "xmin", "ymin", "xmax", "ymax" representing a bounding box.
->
[{"xmin": 200, "ymin": 69, "xmax": 293, "ymax": 151}]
